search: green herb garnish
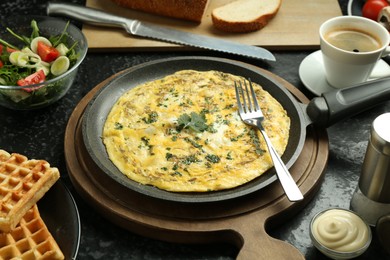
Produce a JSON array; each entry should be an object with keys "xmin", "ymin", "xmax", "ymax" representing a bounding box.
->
[
  {"xmin": 249, "ymin": 128, "xmax": 265, "ymax": 155},
  {"xmin": 114, "ymin": 122, "xmax": 123, "ymax": 130},
  {"xmin": 177, "ymin": 112, "xmax": 208, "ymax": 132},
  {"xmin": 142, "ymin": 111, "xmax": 159, "ymax": 124},
  {"xmin": 205, "ymin": 154, "xmax": 221, "ymax": 163}
]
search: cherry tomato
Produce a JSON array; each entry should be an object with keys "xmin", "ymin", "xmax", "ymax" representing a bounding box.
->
[
  {"xmin": 362, "ymin": 0, "xmax": 389, "ymax": 21},
  {"xmin": 0, "ymin": 45, "xmax": 17, "ymax": 53},
  {"xmin": 17, "ymin": 69, "xmax": 46, "ymax": 91},
  {"xmin": 6, "ymin": 47, "xmax": 17, "ymax": 53},
  {"xmin": 37, "ymin": 41, "xmax": 59, "ymax": 62}
]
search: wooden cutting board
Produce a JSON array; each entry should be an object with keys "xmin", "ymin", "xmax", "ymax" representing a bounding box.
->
[
  {"xmin": 83, "ymin": 0, "xmax": 342, "ymax": 51},
  {"xmin": 64, "ymin": 61, "xmax": 329, "ymax": 259}
]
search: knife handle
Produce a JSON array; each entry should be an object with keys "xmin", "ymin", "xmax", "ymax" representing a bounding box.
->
[{"xmin": 47, "ymin": 2, "xmax": 137, "ymax": 34}]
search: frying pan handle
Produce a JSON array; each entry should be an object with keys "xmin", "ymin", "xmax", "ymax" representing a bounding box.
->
[{"xmin": 307, "ymin": 77, "xmax": 390, "ymax": 127}]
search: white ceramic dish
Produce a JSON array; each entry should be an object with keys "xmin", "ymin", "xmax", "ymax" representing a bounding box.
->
[{"xmin": 299, "ymin": 50, "xmax": 390, "ymax": 96}]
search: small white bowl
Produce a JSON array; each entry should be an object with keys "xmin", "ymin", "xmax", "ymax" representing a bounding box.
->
[{"xmin": 310, "ymin": 208, "xmax": 372, "ymax": 259}]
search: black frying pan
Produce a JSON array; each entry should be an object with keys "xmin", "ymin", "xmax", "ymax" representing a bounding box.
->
[{"xmin": 82, "ymin": 56, "xmax": 390, "ymax": 203}]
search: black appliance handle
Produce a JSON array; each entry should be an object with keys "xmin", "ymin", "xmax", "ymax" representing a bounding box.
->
[{"xmin": 306, "ymin": 77, "xmax": 390, "ymax": 127}]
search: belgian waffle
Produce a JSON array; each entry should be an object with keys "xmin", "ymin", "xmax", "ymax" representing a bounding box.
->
[
  {"xmin": 0, "ymin": 150, "xmax": 60, "ymax": 233},
  {"xmin": 0, "ymin": 204, "xmax": 64, "ymax": 259}
]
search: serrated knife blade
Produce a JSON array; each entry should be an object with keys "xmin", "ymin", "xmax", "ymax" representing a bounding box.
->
[{"xmin": 47, "ymin": 2, "xmax": 276, "ymax": 61}]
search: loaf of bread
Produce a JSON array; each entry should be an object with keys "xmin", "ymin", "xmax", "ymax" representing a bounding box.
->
[
  {"xmin": 211, "ymin": 0, "xmax": 282, "ymax": 33},
  {"xmin": 109, "ymin": 0, "xmax": 209, "ymax": 23}
]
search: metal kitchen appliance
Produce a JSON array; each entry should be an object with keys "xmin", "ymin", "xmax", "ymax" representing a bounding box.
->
[{"xmin": 351, "ymin": 112, "xmax": 390, "ymax": 226}]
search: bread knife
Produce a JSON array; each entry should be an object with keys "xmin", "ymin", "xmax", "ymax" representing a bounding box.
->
[{"xmin": 47, "ymin": 2, "xmax": 276, "ymax": 61}]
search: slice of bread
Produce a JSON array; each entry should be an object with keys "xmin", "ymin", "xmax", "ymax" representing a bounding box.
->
[
  {"xmin": 110, "ymin": 0, "xmax": 210, "ymax": 23},
  {"xmin": 212, "ymin": 0, "xmax": 282, "ymax": 33}
]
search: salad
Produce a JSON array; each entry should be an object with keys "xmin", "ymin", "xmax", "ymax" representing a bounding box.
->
[{"xmin": 0, "ymin": 19, "xmax": 80, "ymax": 109}]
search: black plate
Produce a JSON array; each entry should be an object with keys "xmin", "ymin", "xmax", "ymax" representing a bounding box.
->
[
  {"xmin": 348, "ymin": 0, "xmax": 364, "ymax": 16},
  {"xmin": 38, "ymin": 181, "xmax": 80, "ymax": 259},
  {"xmin": 82, "ymin": 57, "xmax": 306, "ymax": 203}
]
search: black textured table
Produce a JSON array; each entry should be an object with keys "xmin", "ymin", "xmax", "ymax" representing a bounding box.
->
[{"xmin": 0, "ymin": 1, "xmax": 389, "ymax": 259}]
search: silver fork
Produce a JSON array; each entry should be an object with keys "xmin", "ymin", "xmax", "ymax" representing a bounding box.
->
[{"xmin": 234, "ymin": 79, "xmax": 303, "ymax": 202}]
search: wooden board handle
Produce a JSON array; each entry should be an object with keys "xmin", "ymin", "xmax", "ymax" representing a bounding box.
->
[
  {"xmin": 230, "ymin": 214, "xmax": 305, "ymax": 260},
  {"xmin": 234, "ymin": 223, "xmax": 304, "ymax": 260}
]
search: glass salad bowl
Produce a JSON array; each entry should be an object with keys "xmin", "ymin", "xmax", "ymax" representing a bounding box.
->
[{"xmin": 0, "ymin": 15, "xmax": 87, "ymax": 110}]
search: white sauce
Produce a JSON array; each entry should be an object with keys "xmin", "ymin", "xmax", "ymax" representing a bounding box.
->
[{"xmin": 311, "ymin": 209, "xmax": 370, "ymax": 252}]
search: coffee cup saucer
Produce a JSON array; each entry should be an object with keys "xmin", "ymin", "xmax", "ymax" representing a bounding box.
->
[{"xmin": 299, "ymin": 50, "xmax": 390, "ymax": 96}]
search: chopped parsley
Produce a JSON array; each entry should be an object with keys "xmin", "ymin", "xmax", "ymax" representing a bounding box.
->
[
  {"xmin": 226, "ymin": 152, "xmax": 233, "ymax": 160},
  {"xmin": 114, "ymin": 122, "xmax": 123, "ymax": 130},
  {"xmin": 140, "ymin": 136, "xmax": 154, "ymax": 155},
  {"xmin": 142, "ymin": 111, "xmax": 158, "ymax": 124},
  {"xmin": 182, "ymin": 154, "xmax": 201, "ymax": 165},
  {"xmin": 171, "ymin": 171, "xmax": 182, "ymax": 177},
  {"xmin": 166, "ymin": 152, "xmax": 173, "ymax": 160},
  {"xmin": 184, "ymin": 137, "xmax": 203, "ymax": 149},
  {"xmin": 249, "ymin": 128, "xmax": 265, "ymax": 155},
  {"xmin": 205, "ymin": 154, "xmax": 220, "ymax": 163}
]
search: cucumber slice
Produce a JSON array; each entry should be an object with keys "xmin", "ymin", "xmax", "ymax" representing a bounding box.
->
[
  {"xmin": 56, "ymin": 43, "xmax": 69, "ymax": 56},
  {"xmin": 51, "ymin": 56, "xmax": 70, "ymax": 76}
]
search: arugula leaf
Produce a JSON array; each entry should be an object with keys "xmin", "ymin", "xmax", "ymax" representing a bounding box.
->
[
  {"xmin": 30, "ymin": 20, "xmax": 40, "ymax": 40},
  {"xmin": 51, "ymin": 21, "xmax": 70, "ymax": 47},
  {"xmin": 177, "ymin": 112, "xmax": 208, "ymax": 132}
]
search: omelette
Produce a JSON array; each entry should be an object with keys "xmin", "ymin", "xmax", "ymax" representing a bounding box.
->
[{"xmin": 102, "ymin": 70, "xmax": 290, "ymax": 192}]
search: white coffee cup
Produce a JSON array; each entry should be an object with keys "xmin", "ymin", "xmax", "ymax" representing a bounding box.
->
[{"xmin": 320, "ymin": 16, "xmax": 390, "ymax": 89}]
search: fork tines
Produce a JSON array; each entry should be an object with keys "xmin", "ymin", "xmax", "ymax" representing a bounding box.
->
[{"xmin": 234, "ymin": 79, "xmax": 263, "ymax": 118}]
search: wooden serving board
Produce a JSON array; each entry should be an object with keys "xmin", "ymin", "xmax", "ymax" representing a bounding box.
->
[
  {"xmin": 83, "ymin": 0, "xmax": 342, "ymax": 51},
  {"xmin": 64, "ymin": 63, "xmax": 329, "ymax": 259}
]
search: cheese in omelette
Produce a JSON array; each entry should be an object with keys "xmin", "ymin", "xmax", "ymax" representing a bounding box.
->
[{"xmin": 102, "ymin": 70, "xmax": 290, "ymax": 192}]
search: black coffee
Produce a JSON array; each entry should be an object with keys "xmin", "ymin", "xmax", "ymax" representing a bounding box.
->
[{"xmin": 325, "ymin": 29, "xmax": 381, "ymax": 52}]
